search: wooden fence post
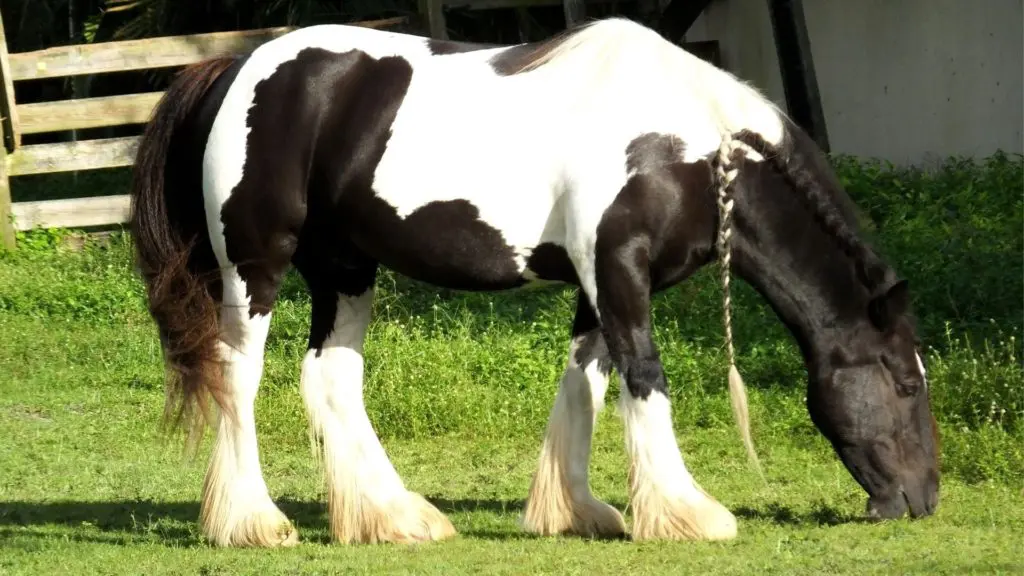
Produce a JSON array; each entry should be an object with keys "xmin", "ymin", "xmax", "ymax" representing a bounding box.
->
[
  {"xmin": 768, "ymin": 0, "xmax": 830, "ymax": 153},
  {"xmin": 0, "ymin": 145, "xmax": 11, "ymax": 249},
  {"xmin": 424, "ymin": 0, "xmax": 449, "ymax": 39},
  {"xmin": 0, "ymin": 12, "xmax": 18, "ymax": 248}
]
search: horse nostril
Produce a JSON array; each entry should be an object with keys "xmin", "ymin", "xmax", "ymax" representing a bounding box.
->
[{"xmin": 926, "ymin": 488, "xmax": 939, "ymax": 515}]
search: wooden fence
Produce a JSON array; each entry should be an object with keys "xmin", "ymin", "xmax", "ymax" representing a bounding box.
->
[{"xmin": 0, "ymin": 15, "xmax": 407, "ymax": 249}]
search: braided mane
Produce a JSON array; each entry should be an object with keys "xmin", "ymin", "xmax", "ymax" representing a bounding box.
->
[{"xmin": 733, "ymin": 128, "xmax": 893, "ymax": 294}]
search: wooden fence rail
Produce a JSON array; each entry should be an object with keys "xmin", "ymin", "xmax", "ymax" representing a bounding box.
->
[{"xmin": 0, "ymin": 15, "xmax": 407, "ymax": 248}]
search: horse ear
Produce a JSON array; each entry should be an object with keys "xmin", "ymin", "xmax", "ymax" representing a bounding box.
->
[{"xmin": 868, "ymin": 279, "xmax": 910, "ymax": 331}]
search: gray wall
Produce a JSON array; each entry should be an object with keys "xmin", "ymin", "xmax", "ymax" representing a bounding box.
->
[{"xmin": 684, "ymin": 0, "xmax": 1024, "ymax": 164}]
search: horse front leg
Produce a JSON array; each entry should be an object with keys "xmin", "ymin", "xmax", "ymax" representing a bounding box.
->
[
  {"xmin": 522, "ymin": 294, "xmax": 627, "ymax": 538},
  {"xmin": 591, "ymin": 240, "xmax": 738, "ymax": 542}
]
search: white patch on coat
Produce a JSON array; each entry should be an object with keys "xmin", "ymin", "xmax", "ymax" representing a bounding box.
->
[
  {"xmin": 916, "ymin": 352, "xmax": 928, "ymax": 391},
  {"xmin": 557, "ymin": 334, "xmax": 612, "ymax": 498},
  {"xmin": 619, "ymin": 388, "xmax": 738, "ymax": 540},
  {"xmin": 619, "ymin": 390, "xmax": 702, "ymax": 501}
]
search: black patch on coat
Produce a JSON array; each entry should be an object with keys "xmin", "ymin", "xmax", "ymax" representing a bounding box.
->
[
  {"xmin": 570, "ymin": 295, "xmax": 613, "ymax": 375},
  {"xmin": 220, "ymin": 48, "xmax": 349, "ymax": 317},
  {"xmin": 427, "ymin": 38, "xmax": 499, "ymax": 55},
  {"xmin": 343, "ymin": 198, "xmax": 526, "ymax": 291},
  {"xmin": 593, "ymin": 132, "xmax": 718, "ymax": 401},
  {"xmin": 488, "ymin": 27, "xmax": 580, "ymax": 75},
  {"xmin": 301, "ymin": 50, "xmax": 533, "ymax": 291},
  {"xmin": 525, "ymin": 242, "xmax": 579, "ymax": 284}
]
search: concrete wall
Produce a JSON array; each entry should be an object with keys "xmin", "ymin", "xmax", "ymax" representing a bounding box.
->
[{"xmin": 684, "ymin": 0, "xmax": 1024, "ymax": 164}]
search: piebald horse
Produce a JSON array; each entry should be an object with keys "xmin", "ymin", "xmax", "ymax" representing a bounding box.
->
[{"xmin": 129, "ymin": 18, "xmax": 940, "ymax": 547}]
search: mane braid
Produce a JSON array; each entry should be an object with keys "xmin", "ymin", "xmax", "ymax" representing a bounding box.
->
[
  {"xmin": 734, "ymin": 131, "xmax": 891, "ymax": 292},
  {"xmin": 715, "ymin": 135, "xmax": 764, "ymax": 480}
]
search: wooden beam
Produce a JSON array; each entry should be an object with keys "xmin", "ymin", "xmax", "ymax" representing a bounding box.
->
[
  {"xmin": 682, "ymin": 40, "xmax": 721, "ymax": 68},
  {"xmin": 7, "ymin": 136, "xmax": 139, "ymax": 176},
  {"xmin": 563, "ymin": 0, "xmax": 586, "ymax": 28},
  {"xmin": 17, "ymin": 92, "xmax": 163, "ymax": 134},
  {"xmin": 768, "ymin": 0, "xmax": 830, "ymax": 153},
  {"xmin": 424, "ymin": 0, "xmax": 449, "ymax": 39},
  {"xmin": 11, "ymin": 195, "xmax": 130, "ymax": 231},
  {"xmin": 7, "ymin": 18, "xmax": 407, "ymax": 82},
  {"xmin": 9, "ymin": 27, "xmax": 293, "ymax": 81},
  {"xmin": 657, "ymin": 0, "xmax": 714, "ymax": 44},
  {"xmin": 0, "ymin": 13, "xmax": 20, "ymax": 150}
]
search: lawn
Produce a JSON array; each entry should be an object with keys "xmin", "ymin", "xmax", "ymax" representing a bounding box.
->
[{"xmin": 1, "ymin": 154, "xmax": 1022, "ymax": 574}]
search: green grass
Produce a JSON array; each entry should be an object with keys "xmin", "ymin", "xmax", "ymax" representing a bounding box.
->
[{"xmin": 1, "ymin": 154, "xmax": 1023, "ymax": 574}]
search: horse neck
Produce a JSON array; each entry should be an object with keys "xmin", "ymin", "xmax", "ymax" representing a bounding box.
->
[{"xmin": 727, "ymin": 162, "xmax": 877, "ymax": 372}]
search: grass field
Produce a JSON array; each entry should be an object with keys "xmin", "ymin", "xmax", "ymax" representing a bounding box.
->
[{"xmin": 1, "ymin": 154, "xmax": 1023, "ymax": 574}]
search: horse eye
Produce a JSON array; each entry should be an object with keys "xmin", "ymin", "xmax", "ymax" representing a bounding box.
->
[
  {"xmin": 880, "ymin": 356, "xmax": 919, "ymax": 398},
  {"xmin": 894, "ymin": 376, "xmax": 921, "ymax": 398}
]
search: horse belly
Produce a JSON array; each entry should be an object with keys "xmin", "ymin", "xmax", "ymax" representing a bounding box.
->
[{"xmin": 345, "ymin": 195, "xmax": 558, "ymax": 291}]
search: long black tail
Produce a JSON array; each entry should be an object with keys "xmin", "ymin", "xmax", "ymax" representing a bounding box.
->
[{"xmin": 129, "ymin": 57, "xmax": 236, "ymax": 448}]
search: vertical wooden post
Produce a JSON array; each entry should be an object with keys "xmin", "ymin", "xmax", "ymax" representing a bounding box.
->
[
  {"xmin": 563, "ymin": 0, "xmax": 586, "ymax": 29},
  {"xmin": 424, "ymin": 0, "xmax": 448, "ymax": 40},
  {"xmin": 0, "ymin": 13, "xmax": 19, "ymax": 248},
  {"xmin": 0, "ymin": 12, "xmax": 20, "ymax": 151},
  {"xmin": 0, "ymin": 146, "xmax": 11, "ymax": 249},
  {"xmin": 657, "ymin": 0, "xmax": 714, "ymax": 44},
  {"xmin": 515, "ymin": 8, "xmax": 531, "ymax": 43},
  {"xmin": 768, "ymin": 0, "xmax": 830, "ymax": 153}
]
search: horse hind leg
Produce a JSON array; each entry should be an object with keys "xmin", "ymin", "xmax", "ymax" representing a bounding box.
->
[
  {"xmin": 199, "ymin": 179, "xmax": 305, "ymax": 547},
  {"xmin": 200, "ymin": 262, "xmax": 299, "ymax": 548},
  {"xmin": 296, "ymin": 248, "xmax": 455, "ymax": 544},
  {"xmin": 522, "ymin": 295, "xmax": 626, "ymax": 538}
]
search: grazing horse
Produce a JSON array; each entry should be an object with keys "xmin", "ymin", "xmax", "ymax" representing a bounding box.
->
[{"xmin": 129, "ymin": 17, "xmax": 940, "ymax": 547}]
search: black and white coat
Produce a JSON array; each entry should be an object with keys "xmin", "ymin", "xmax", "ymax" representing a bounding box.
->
[{"xmin": 129, "ymin": 17, "xmax": 940, "ymax": 548}]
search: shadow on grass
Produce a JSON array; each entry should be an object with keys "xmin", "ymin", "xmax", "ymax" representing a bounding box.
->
[
  {"xmin": 733, "ymin": 502, "xmax": 867, "ymax": 527},
  {"xmin": 0, "ymin": 497, "xmax": 566, "ymax": 546}
]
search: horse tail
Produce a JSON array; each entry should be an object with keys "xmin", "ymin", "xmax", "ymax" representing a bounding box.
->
[
  {"xmin": 714, "ymin": 134, "xmax": 763, "ymax": 479},
  {"xmin": 129, "ymin": 57, "xmax": 236, "ymax": 449}
]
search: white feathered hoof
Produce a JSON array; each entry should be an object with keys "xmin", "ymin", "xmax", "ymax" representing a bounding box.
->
[
  {"xmin": 329, "ymin": 490, "xmax": 457, "ymax": 545},
  {"xmin": 202, "ymin": 503, "xmax": 300, "ymax": 548},
  {"xmin": 522, "ymin": 489, "xmax": 627, "ymax": 539},
  {"xmin": 629, "ymin": 484, "xmax": 737, "ymax": 542}
]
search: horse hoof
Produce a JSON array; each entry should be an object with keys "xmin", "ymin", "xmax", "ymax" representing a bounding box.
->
[
  {"xmin": 330, "ymin": 491, "xmax": 457, "ymax": 544},
  {"xmin": 522, "ymin": 495, "xmax": 627, "ymax": 539},
  {"xmin": 630, "ymin": 490, "xmax": 737, "ymax": 542},
  {"xmin": 208, "ymin": 507, "xmax": 300, "ymax": 548}
]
